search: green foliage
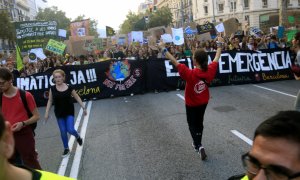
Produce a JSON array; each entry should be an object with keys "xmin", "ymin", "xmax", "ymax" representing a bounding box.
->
[
  {"xmin": 133, "ymin": 17, "xmax": 147, "ymax": 31},
  {"xmin": 36, "ymin": 6, "xmax": 71, "ymax": 37},
  {"xmin": 119, "ymin": 11, "xmax": 141, "ymax": 34},
  {"xmin": 119, "ymin": 7, "xmax": 173, "ymax": 33},
  {"xmin": 0, "ymin": 11, "xmax": 15, "ymax": 41},
  {"xmin": 73, "ymin": 15, "xmax": 98, "ymax": 37},
  {"xmin": 148, "ymin": 6, "xmax": 173, "ymax": 28}
]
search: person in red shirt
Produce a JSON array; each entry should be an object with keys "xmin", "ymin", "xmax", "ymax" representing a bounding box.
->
[
  {"xmin": 159, "ymin": 36, "xmax": 224, "ymax": 160},
  {"xmin": 0, "ymin": 67, "xmax": 41, "ymax": 169}
]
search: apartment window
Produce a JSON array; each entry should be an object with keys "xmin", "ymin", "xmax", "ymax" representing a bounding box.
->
[
  {"xmin": 244, "ymin": 0, "xmax": 249, "ymax": 9},
  {"xmin": 204, "ymin": 0, "xmax": 207, "ymax": 2},
  {"xmin": 204, "ymin": 6, "xmax": 208, "ymax": 15},
  {"xmin": 230, "ymin": 1, "xmax": 237, "ymax": 12},
  {"xmin": 218, "ymin": 3, "xmax": 224, "ymax": 13},
  {"xmin": 287, "ymin": 0, "xmax": 292, "ymax": 6},
  {"xmin": 299, "ymin": 0, "xmax": 300, "ymax": 6},
  {"xmin": 262, "ymin": 0, "xmax": 268, "ymax": 8}
]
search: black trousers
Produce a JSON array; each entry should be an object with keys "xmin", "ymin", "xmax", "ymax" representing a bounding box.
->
[{"xmin": 185, "ymin": 104, "xmax": 207, "ymax": 147}]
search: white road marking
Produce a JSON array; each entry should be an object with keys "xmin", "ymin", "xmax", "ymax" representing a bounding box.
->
[
  {"xmin": 253, "ymin": 85, "xmax": 297, "ymax": 98},
  {"xmin": 231, "ymin": 130, "xmax": 253, "ymax": 146},
  {"xmin": 176, "ymin": 94, "xmax": 185, "ymax": 100},
  {"xmin": 57, "ymin": 102, "xmax": 85, "ymax": 176},
  {"xmin": 176, "ymin": 93, "xmax": 253, "ymax": 147},
  {"xmin": 69, "ymin": 101, "xmax": 93, "ymax": 179}
]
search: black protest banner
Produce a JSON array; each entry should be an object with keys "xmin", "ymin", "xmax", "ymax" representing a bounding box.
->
[
  {"xmin": 15, "ymin": 49, "xmax": 294, "ymax": 106},
  {"xmin": 15, "ymin": 59, "xmax": 146, "ymax": 106},
  {"xmin": 147, "ymin": 49, "xmax": 294, "ymax": 89},
  {"xmin": 208, "ymin": 49, "xmax": 293, "ymax": 85},
  {"xmin": 15, "ymin": 21, "xmax": 58, "ymax": 51}
]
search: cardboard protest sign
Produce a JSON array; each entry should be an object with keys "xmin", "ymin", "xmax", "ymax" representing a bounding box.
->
[
  {"xmin": 70, "ymin": 19, "xmax": 90, "ymax": 37},
  {"xmin": 45, "ymin": 39, "xmax": 67, "ymax": 55},
  {"xmin": 196, "ymin": 32, "xmax": 212, "ymax": 42},
  {"xmin": 223, "ymin": 18, "xmax": 240, "ymax": 36}
]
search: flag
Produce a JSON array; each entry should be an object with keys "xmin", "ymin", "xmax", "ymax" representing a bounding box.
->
[
  {"xmin": 16, "ymin": 45, "xmax": 23, "ymax": 71},
  {"xmin": 106, "ymin": 26, "xmax": 115, "ymax": 36}
]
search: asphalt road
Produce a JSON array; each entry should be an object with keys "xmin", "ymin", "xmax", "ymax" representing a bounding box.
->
[{"xmin": 34, "ymin": 79, "xmax": 299, "ymax": 180}]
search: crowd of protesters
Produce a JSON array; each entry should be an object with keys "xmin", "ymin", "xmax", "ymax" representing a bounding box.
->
[{"xmin": 0, "ymin": 32, "xmax": 295, "ymax": 79}]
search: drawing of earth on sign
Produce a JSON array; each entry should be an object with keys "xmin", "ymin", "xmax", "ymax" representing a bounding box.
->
[
  {"xmin": 105, "ymin": 60, "xmax": 131, "ymax": 81},
  {"xmin": 175, "ymin": 36, "xmax": 180, "ymax": 41}
]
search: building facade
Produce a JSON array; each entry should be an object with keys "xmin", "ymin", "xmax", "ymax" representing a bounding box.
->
[
  {"xmin": 155, "ymin": 0, "xmax": 300, "ymax": 32},
  {"xmin": 156, "ymin": 0, "xmax": 193, "ymax": 28},
  {"xmin": 0, "ymin": 0, "xmax": 48, "ymax": 55},
  {"xmin": 192, "ymin": 0, "xmax": 300, "ymax": 32}
]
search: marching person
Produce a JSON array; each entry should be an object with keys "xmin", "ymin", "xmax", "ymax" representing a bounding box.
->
[
  {"xmin": 44, "ymin": 69, "xmax": 87, "ymax": 157},
  {"xmin": 0, "ymin": 67, "xmax": 42, "ymax": 169},
  {"xmin": 0, "ymin": 112, "xmax": 75, "ymax": 180},
  {"xmin": 158, "ymin": 36, "xmax": 224, "ymax": 160}
]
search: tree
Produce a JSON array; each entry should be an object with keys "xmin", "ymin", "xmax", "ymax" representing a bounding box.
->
[
  {"xmin": 36, "ymin": 6, "xmax": 71, "ymax": 37},
  {"xmin": 0, "ymin": 11, "xmax": 15, "ymax": 47},
  {"xmin": 73, "ymin": 15, "xmax": 98, "ymax": 37},
  {"xmin": 148, "ymin": 6, "xmax": 173, "ymax": 29},
  {"xmin": 119, "ymin": 11, "xmax": 141, "ymax": 34},
  {"xmin": 119, "ymin": 7, "xmax": 173, "ymax": 34},
  {"xmin": 133, "ymin": 17, "xmax": 147, "ymax": 31}
]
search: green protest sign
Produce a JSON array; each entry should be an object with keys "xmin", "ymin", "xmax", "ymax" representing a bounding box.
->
[
  {"xmin": 286, "ymin": 30, "xmax": 298, "ymax": 42},
  {"xmin": 14, "ymin": 21, "xmax": 58, "ymax": 51},
  {"xmin": 288, "ymin": 16, "xmax": 295, "ymax": 23},
  {"xmin": 45, "ymin": 39, "xmax": 66, "ymax": 55}
]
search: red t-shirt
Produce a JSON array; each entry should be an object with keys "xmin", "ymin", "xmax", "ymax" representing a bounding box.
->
[
  {"xmin": 177, "ymin": 61, "xmax": 218, "ymax": 106},
  {"xmin": 2, "ymin": 90, "xmax": 37, "ymax": 126}
]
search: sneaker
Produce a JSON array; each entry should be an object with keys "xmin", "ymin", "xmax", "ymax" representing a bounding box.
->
[
  {"xmin": 62, "ymin": 149, "xmax": 70, "ymax": 157},
  {"xmin": 199, "ymin": 146, "xmax": 207, "ymax": 160},
  {"xmin": 192, "ymin": 142, "xmax": 199, "ymax": 152},
  {"xmin": 77, "ymin": 137, "xmax": 83, "ymax": 146}
]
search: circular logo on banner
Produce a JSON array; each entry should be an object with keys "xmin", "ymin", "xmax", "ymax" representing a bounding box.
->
[
  {"xmin": 29, "ymin": 53, "xmax": 37, "ymax": 61},
  {"xmin": 194, "ymin": 80, "xmax": 206, "ymax": 94},
  {"xmin": 133, "ymin": 68, "xmax": 142, "ymax": 78},
  {"xmin": 175, "ymin": 36, "xmax": 180, "ymax": 41}
]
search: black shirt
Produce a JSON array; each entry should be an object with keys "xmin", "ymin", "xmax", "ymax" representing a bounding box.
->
[{"xmin": 51, "ymin": 85, "xmax": 75, "ymax": 118}]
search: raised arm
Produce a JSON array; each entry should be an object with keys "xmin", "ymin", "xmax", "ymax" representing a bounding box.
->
[
  {"xmin": 213, "ymin": 36, "xmax": 225, "ymax": 63},
  {"xmin": 158, "ymin": 43, "xmax": 180, "ymax": 67}
]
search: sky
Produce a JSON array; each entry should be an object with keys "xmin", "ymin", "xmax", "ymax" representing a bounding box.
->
[{"xmin": 47, "ymin": 0, "xmax": 145, "ymax": 30}]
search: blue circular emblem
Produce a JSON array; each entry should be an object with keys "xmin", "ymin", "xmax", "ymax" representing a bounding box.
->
[{"xmin": 175, "ymin": 36, "xmax": 180, "ymax": 41}]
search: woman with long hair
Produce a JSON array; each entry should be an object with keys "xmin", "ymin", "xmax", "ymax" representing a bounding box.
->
[
  {"xmin": 44, "ymin": 69, "xmax": 87, "ymax": 157},
  {"xmin": 158, "ymin": 36, "xmax": 224, "ymax": 160}
]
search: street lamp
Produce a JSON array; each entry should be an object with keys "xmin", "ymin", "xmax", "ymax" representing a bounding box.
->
[{"xmin": 212, "ymin": 0, "xmax": 216, "ymax": 23}]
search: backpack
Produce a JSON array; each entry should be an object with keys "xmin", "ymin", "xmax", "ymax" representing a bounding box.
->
[{"xmin": 0, "ymin": 89, "xmax": 37, "ymax": 135}]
